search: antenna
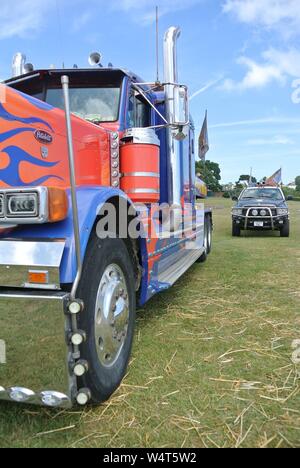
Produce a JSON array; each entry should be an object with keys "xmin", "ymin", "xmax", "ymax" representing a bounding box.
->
[
  {"xmin": 155, "ymin": 6, "xmax": 159, "ymax": 83},
  {"xmin": 55, "ymin": 0, "xmax": 65, "ymax": 69}
]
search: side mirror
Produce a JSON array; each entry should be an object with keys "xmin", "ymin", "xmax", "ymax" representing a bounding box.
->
[
  {"xmin": 232, "ymin": 195, "xmax": 238, "ymax": 201},
  {"xmin": 172, "ymin": 85, "xmax": 189, "ymax": 126}
]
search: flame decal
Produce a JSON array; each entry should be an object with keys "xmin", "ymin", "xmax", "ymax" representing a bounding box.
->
[
  {"xmin": 0, "ymin": 127, "xmax": 35, "ymax": 143},
  {"xmin": 0, "ymin": 146, "xmax": 63, "ymax": 186},
  {"xmin": 0, "ymin": 103, "xmax": 53, "ymax": 132}
]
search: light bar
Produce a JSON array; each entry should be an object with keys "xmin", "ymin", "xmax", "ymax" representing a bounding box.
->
[{"xmin": 0, "ymin": 187, "xmax": 68, "ymax": 224}]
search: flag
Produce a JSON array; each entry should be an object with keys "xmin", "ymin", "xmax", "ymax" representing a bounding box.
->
[
  {"xmin": 198, "ymin": 111, "xmax": 209, "ymax": 161},
  {"xmin": 265, "ymin": 169, "xmax": 282, "ymax": 186}
]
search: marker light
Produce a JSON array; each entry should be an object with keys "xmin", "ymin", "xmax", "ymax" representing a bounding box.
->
[
  {"xmin": 47, "ymin": 187, "xmax": 69, "ymax": 223},
  {"xmin": 76, "ymin": 388, "xmax": 91, "ymax": 406},
  {"xmin": 9, "ymin": 387, "xmax": 35, "ymax": 402},
  {"xmin": 40, "ymin": 391, "xmax": 69, "ymax": 407},
  {"xmin": 70, "ymin": 331, "xmax": 86, "ymax": 346},
  {"xmin": 28, "ymin": 270, "xmax": 49, "ymax": 285},
  {"xmin": 68, "ymin": 301, "xmax": 83, "ymax": 315},
  {"xmin": 73, "ymin": 360, "xmax": 89, "ymax": 377}
]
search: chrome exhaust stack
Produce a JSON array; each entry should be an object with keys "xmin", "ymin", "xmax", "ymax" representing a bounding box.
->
[
  {"xmin": 163, "ymin": 27, "xmax": 185, "ymax": 231},
  {"xmin": 12, "ymin": 52, "xmax": 26, "ymax": 77}
]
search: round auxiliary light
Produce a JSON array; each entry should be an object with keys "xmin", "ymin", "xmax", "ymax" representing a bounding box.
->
[
  {"xmin": 252, "ymin": 209, "xmax": 258, "ymax": 216},
  {"xmin": 70, "ymin": 331, "xmax": 86, "ymax": 346},
  {"xmin": 40, "ymin": 391, "xmax": 69, "ymax": 408},
  {"xmin": 260, "ymin": 209, "xmax": 267, "ymax": 216},
  {"xmin": 73, "ymin": 360, "xmax": 89, "ymax": 377},
  {"xmin": 111, "ymin": 141, "xmax": 118, "ymax": 149},
  {"xmin": 112, "ymin": 161, "xmax": 119, "ymax": 168},
  {"xmin": 9, "ymin": 387, "xmax": 35, "ymax": 403},
  {"xmin": 112, "ymin": 132, "xmax": 119, "ymax": 140},
  {"xmin": 68, "ymin": 300, "xmax": 83, "ymax": 315},
  {"xmin": 112, "ymin": 151, "xmax": 118, "ymax": 159},
  {"xmin": 76, "ymin": 388, "xmax": 91, "ymax": 406},
  {"xmin": 113, "ymin": 181, "xmax": 119, "ymax": 188},
  {"xmin": 112, "ymin": 170, "xmax": 119, "ymax": 178}
]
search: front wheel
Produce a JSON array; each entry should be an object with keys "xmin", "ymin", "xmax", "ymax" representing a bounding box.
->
[
  {"xmin": 232, "ymin": 223, "xmax": 241, "ymax": 237},
  {"xmin": 77, "ymin": 234, "xmax": 136, "ymax": 404},
  {"xmin": 280, "ymin": 220, "xmax": 290, "ymax": 238}
]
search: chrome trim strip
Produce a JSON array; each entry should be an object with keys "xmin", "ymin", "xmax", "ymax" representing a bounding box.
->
[
  {"xmin": 124, "ymin": 189, "xmax": 160, "ymax": 194},
  {"xmin": 122, "ymin": 172, "xmax": 160, "ymax": 178}
]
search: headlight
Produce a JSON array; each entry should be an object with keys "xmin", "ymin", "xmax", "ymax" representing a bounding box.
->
[
  {"xmin": 232, "ymin": 208, "xmax": 243, "ymax": 216},
  {"xmin": 277, "ymin": 208, "xmax": 288, "ymax": 216},
  {"xmin": 0, "ymin": 187, "xmax": 68, "ymax": 224},
  {"xmin": 7, "ymin": 193, "xmax": 38, "ymax": 217}
]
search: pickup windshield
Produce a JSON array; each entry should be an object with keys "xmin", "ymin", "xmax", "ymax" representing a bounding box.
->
[{"xmin": 240, "ymin": 188, "xmax": 283, "ymax": 200}]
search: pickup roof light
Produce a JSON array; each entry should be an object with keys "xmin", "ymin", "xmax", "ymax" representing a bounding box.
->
[{"xmin": 0, "ymin": 187, "xmax": 68, "ymax": 224}]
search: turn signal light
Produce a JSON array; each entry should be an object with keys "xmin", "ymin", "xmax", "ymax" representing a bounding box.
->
[{"xmin": 47, "ymin": 187, "xmax": 69, "ymax": 223}]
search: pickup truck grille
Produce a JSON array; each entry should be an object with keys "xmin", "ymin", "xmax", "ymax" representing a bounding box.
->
[{"xmin": 242, "ymin": 208, "xmax": 277, "ymax": 217}]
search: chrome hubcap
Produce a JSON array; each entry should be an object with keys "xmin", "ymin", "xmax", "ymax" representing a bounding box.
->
[{"xmin": 94, "ymin": 264, "xmax": 129, "ymax": 367}]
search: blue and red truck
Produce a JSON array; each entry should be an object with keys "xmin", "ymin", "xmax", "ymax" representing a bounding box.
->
[{"xmin": 0, "ymin": 27, "xmax": 212, "ymax": 408}]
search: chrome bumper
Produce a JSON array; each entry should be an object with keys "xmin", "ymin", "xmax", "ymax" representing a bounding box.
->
[
  {"xmin": 0, "ymin": 239, "xmax": 65, "ymax": 290},
  {"xmin": 0, "ymin": 290, "xmax": 76, "ymax": 408}
]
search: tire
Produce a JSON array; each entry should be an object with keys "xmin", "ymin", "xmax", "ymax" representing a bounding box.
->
[
  {"xmin": 232, "ymin": 223, "xmax": 241, "ymax": 237},
  {"xmin": 77, "ymin": 233, "xmax": 136, "ymax": 404},
  {"xmin": 198, "ymin": 216, "xmax": 209, "ymax": 263},
  {"xmin": 280, "ymin": 220, "xmax": 290, "ymax": 238},
  {"xmin": 206, "ymin": 215, "xmax": 212, "ymax": 254}
]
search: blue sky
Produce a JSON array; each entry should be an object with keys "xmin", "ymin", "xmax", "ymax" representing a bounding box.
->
[{"xmin": 0, "ymin": 0, "xmax": 299, "ymax": 183}]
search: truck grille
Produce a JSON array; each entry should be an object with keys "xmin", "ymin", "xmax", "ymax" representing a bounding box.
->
[{"xmin": 242, "ymin": 208, "xmax": 277, "ymax": 217}]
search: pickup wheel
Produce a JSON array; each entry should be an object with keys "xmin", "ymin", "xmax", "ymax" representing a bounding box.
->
[
  {"xmin": 232, "ymin": 223, "xmax": 241, "ymax": 237},
  {"xmin": 280, "ymin": 220, "xmax": 290, "ymax": 238},
  {"xmin": 77, "ymin": 234, "xmax": 136, "ymax": 404}
]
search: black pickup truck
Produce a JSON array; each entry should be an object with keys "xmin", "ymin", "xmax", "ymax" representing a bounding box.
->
[{"xmin": 232, "ymin": 186, "xmax": 290, "ymax": 237}]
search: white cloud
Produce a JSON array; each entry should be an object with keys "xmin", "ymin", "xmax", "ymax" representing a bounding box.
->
[
  {"xmin": 247, "ymin": 135, "xmax": 294, "ymax": 146},
  {"xmin": 223, "ymin": 0, "xmax": 300, "ymax": 36},
  {"xmin": 0, "ymin": 0, "xmax": 52, "ymax": 39},
  {"xmin": 190, "ymin": 76, "xmax": 224, "ymax": 100},
  {"xmin": 0, "ymin": 0, "xmax": 204, "ymax": 39},
  {"xmin": 109, "ymin": 0, "xmax": 204, "ymax": 24},
  {"xmin": 220, "ymin": 48, "xmax": 300, "ymax": 91},
  {"xmin": 211, "ymin": 117, "xmax": 300, "ymax": 129}
]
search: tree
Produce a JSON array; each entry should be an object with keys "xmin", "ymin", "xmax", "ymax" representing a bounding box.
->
[
  {"xmin": 295, "ymin": 176, "xmax": 300, "ymax": 192},
  {"xmin": 196, "ymin": 160, "xmax": 222, "ymax": 192}
]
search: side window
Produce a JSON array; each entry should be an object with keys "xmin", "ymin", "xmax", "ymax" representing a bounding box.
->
[{"xmin": 126, "ymin": 90, "xmax": 151, "ymax": 128}]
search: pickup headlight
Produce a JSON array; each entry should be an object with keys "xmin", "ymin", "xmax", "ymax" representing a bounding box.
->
[
  {"xmin": 232, "ymin": 208, "xmax": 243, "ymax": 216},
  {"xmin": 0, "ymin": 187, "xmax": 68, "ymax": 224},
  {"xmin": 277, "ymin": 208, "xmax": 288, "ymax": 216}
]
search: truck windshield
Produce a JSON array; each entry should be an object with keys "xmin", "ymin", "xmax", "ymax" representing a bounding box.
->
[
  {"xmin": 241, "ymin": 189, "xmax": 283, "ymax": 200},
  {"xmin": 46, "ymin": 87, "xmax": 120, "ymax": 123}
]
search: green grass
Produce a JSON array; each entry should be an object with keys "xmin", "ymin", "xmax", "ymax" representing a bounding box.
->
[{"xmin": 0, "ymin": 199, "xmax": 299, "ymax": 448}]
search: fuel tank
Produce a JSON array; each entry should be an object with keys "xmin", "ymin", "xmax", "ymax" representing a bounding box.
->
[{"xmin": 0, "ymin": 84, "xmax": 111, "ymax": 189}]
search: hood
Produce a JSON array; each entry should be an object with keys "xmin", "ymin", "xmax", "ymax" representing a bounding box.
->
[{"xmin": 235, "ymin": 198, "xmax": 287, "ymax": 208}]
